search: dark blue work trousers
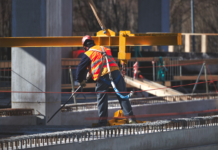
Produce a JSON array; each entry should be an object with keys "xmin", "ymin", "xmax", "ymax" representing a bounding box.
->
[{"xmin": 95, "ymin": 70, "xmax": 134, "ymax": 125}]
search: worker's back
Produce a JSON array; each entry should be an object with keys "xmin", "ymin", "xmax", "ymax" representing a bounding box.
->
[{"xmin": 85, "ymin": 46, "xmax": 119, "ymax": 81}]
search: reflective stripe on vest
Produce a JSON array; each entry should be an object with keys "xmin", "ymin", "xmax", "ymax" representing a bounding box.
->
[
  {"xmin": 85, "ymin": 46, "xmax": 118, "ymax": 81},
  {"xmin": 90, "ymin": 55, "xmax": 113, "ymax": 68},
  {"xmin": 91, "ymin": 61, "xmax": 115, "ymax": 75}
]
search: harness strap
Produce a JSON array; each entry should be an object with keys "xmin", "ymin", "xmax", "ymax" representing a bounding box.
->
[
  {"xmin": 89, "ymin": 46, "xmax": 134, "ymax": 99},
  {"xmin": 97, "ymin": 55, "xmax": 106, "ymax": 81},
  {"xmin": 99, "ymin": 73, "xmax": 121, "ymax": 86},
  {"xmin": 90, "ymin": 46, "xmax": 113, "ymax": 81}
]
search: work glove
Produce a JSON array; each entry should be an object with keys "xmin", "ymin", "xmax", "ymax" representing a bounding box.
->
[
  {"xmin": 86, "ymin": 72, "xmax": 91, "ymax": 80},
  {"xmin": 79, "ymin": 80, "xmax": 86, "ymax": 87}
]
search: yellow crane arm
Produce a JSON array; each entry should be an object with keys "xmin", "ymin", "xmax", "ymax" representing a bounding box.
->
[{"xmin": 0, "ymin": 33, "xmax": 181, "ymax": 47}]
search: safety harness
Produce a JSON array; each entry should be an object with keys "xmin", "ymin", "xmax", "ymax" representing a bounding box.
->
[{"xmin": 89, "ymin": 46, "xmax": 133, "ymax": 99}]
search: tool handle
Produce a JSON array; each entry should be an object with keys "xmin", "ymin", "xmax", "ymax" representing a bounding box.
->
[
  {"xmin": 47, "ymin": 85, "xmax": 81, "ymax": 123},
  {"xmin": 47, "ymin": 106, "xmax": 62, "ymax": 123}
]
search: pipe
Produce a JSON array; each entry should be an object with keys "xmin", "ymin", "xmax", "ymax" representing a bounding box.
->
[
  {"xmin": 204, "ymin": 64, "xmax": 209, "ymax": 93},
  {"xmin": 191, "ymin": 0, "xmax": 195, "ymax": 52},
  {"xmin": 192, "ymin": 63, "xmax": 205, "ymax": 93},
  {"xmin": 69, "ymin": 66, "xmax": 77, "ymax": 104}
]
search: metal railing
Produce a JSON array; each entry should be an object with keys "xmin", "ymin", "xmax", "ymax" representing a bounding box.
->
[
  {"xmin": 0, "ymin": 61, "xmax": 11, "ymax": 91},
  {"xmin": 0, "ymin": 109, "xmax": 34, "ymax": 117},
  {"xmin": 169, "ymin": 33, "xmax": 218, "ymax": 53},
  {"xmin": 153, "ymin": 57, "xmax": 181, "ymax": 82}
]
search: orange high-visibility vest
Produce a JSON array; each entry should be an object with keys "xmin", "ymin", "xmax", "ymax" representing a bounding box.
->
[{"xmin": 85, "ymin": 46, "xmax": 119, "ymax": 81}]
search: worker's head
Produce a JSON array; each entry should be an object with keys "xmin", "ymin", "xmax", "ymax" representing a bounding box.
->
[{"xmin": 82, "ymin": 35, "xmax": 95, "ymax": 51}]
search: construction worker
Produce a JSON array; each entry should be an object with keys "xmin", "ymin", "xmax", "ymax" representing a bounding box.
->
[{"xmin": 76, "ymin": 35, "xmax": 136, "ymax": 127}]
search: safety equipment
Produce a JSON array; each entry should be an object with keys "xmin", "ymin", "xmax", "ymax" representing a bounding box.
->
[
  {"xmin": 79, "ymin": 80, "xmax": 86, "ymax": 87},
  {"xmin": 82, "ymin": 35, "xmax": 93, "ymax": 46},
  {"xmin": 98, "ymin": 110, "xmax": 147, "ymax": 127},
  {"xmin": 128, "ymin": 118, "xmax": 137, "ymax": 124},
  {"xmin": 99, "ymin": 73, "xmax": 121, "ymax": 86},
  {"xmin": 87, "ymin": 46, "xmax": 133, "ymax": 100},
  {"xmin": 85, "ymin": 46, "xmax": 119, "ymax": 81},
  {"xmin": 86, "ymin": 72, "xmax": 91, "ymax": 80}
]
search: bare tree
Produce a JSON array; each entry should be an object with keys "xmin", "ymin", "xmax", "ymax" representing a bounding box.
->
[
  {"xmin": 2, "ymin": 0, "xmax": 218, "ymax": 54},
  {"xmin": 170, "ymin": 0, "xmax": 218, "ymax": 53},
  {"xmin": 73, "ymin": 0, "xmax": 138, "ymax": 34},
  {"xmin": 0, "ymin": 0, "xmax": 12, "ymax": 60}
]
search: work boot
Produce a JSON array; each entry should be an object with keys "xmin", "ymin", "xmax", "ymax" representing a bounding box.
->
[{"xmin": 128, "ymin": 118, "xmax": 137, "ymax": 124}]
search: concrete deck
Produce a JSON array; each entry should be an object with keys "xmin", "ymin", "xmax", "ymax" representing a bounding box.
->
[
  {"xmin": 61, "ymin": 98, "xmax": 218, "ymax": 126},
  {"xmin": 1, "ymin": 96, "xmax": 218, "ymax": 127},
  {"xmin": 1, "ymin": 115, "xmax": 218, "ymax": 150},
  {"xmin": 24, "ymin": 127, "xmax": 218, "ymax": 150},
  {"xmin": 0, "ymin": 125, "xmax": 86, "ymax": 139}
]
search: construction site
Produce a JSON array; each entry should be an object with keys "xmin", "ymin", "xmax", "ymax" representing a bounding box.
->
[{"xmin": 1, "ymin": 0, "xmax": 218, "ymax": 149}]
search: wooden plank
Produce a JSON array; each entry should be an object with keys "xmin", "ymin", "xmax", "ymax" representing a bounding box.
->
[
  {"xmin": 124, "ymin": 76, "xmax": 183, "ymax": 101},
  {"xmin": 164, "ymin": 58, "xmax": 218, "ymax": 66},
  {"xmin": 0, "ymin": 61, "xmax": 11, "ymax": 68},
  {"xmin": 155, "ymin": 81, "xmax": 171, "ymax": 87},
  {"xmin": 61, "ymin": 58, "xmax": 81, "ymax": 66},
  {"xmin": 174, "ymin": 75, "xmax": 218, "ymax": 81},
  {"xmin": 182, "ymin": 33, "xmax": 218, "ymax": 36},
  {"xmin": 168, "ymin": 46, "xmax": 174, "ymax": 52},
  {"xmin": 178, "ymin": 58, "xmax": 218, "ymax": 66}
]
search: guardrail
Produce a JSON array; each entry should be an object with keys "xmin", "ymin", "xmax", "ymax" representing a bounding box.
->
[
  {"xmin": 0, "ymin": 109, "xmax": 34, "ymax": 117},
  {"xmin": 169, "ymin": 33, "xmax": 218, "ymax": 53},
  {"xmin": 0, "ymin": 115, "xmax": 218, "ymax": 150}
]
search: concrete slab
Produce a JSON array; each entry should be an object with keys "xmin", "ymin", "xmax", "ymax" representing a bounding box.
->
[
  {"xmin": 61, "ymin": 98, "xmax": 218, "ymax": 126},
  {"xmin": 0, "ymin": 125, "xmax": 86, "ymax": 139},
  {"xmin": 24, "ymin": 126, "xmax": 218, "ymax": 150},
  {"xmin": 0, "ymin": 115, "xmax": 36, "ymax": 125},
  {"xmin": 176, "ymin": 143, "xmax": 218, "ymax": 150}
]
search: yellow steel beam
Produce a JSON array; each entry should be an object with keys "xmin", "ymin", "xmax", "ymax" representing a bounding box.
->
[
  {"xmin": 117, "ymin": 31, "xmax": 181, "ymax": 64},
  {"xmin": 0, "ymin": 33, "xmax": 181, "ymax": 47},
  {"xmin": 118, "ymin": 31, "xmax": 131, "ymax": 64}
]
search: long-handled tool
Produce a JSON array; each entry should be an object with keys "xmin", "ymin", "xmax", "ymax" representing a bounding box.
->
[{"xmin": 47, "ymin": 85, "xmax": 82, "ymax": 123}]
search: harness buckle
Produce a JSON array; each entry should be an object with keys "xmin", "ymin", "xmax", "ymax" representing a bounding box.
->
[
  {"xmin": 102, "ymin": 52, "xmax": 107, "ymax": 57},
  {"xmin": 109, "ymin": 73, "xmax": 113, "ymax": 81}
]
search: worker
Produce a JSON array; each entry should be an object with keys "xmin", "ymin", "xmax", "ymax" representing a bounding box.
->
[{"xmin": 76, "ymin": 35, "xmax": 136, "ymax": 127}]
